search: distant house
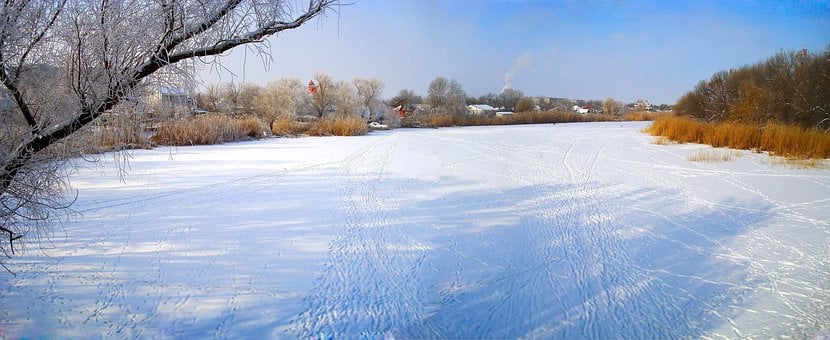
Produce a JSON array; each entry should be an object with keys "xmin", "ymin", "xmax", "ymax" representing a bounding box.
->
[
  {"xmin": 154, "ymin": 86, "xmax": 194, "ymax": 107},
  {"xmin": 633, "ymin": 99, "xmax": 653, "ymax": 111},
  {"xmin": 148, "ymin": 86, "xmax": 196, "ymax": 118},
  {"xmin": 467, "ymin": 104, "xmax": 498, "ymax": 116},
  {"xmin": 496, "ymin": 111, "xmax": 514, "ymax": 116},
  {"xmin": 573, "ymin": 105, "xmax": 590, "ymax": 114}
]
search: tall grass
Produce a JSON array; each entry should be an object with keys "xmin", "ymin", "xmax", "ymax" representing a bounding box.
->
[
  {"xmin": 151, "ymin": 114, "xmax": 369, "ymax": 145},
  {"xmin": 307, "ymin": 116, "xmax": 369, "ymax": 136},
  {"xmin": 422, "ymin": 111, "xmax": 618, "ymax": 128},
  {"xmin": 271, "ymin": 115, "xmax": 371, "ymax": 137},
  {"xmin": 151, "ymin": 114, "xmax": 268, "ymax": 146},
  {"xmin": 647, "ymin": 116, "xmax": 830, "ymax": 160},
  {"xmin": 488, "ymin": 111, "xmax": 616, "ymax": 125},
  {"xmin": 687, "ymin": 149, "xmax": 742, "ymax": 163},
  {"xmin": 624, "ymin": 111, "xmax": 666, "ymax": 121},
  {"xmin": 427, "ymin": 114, "xmax": 456, "ymax": 128},
  {"xmin": 271, "ymin": 116, "xmax": 311, "ymax": 136},
  {"xmin": 98, "ymin": 125, "xmax": 150, "ymax": 150}
]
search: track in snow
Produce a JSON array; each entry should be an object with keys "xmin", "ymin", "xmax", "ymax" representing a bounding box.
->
[{"xmin": 1, "ymin": 122, "xmax": 828, "ymax": 338}]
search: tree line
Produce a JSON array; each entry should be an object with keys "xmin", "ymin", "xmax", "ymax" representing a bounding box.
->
[
  {"xmin": 674, "ymin": 47, "xmax": 830, "ymax": 129},
  {"xmin": 194, "ymin": 75, "xmax": 487, "ymax": 127},
  {"xmin": 194, "ymin": 74, "xmax": 386, "ymax": 131},
  {"xmin": 195, "ymin": 73, "xmax": 643, "ymax": 128}
]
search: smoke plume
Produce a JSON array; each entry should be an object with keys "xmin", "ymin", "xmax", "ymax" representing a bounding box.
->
[{"xmin": 502, "ymin": 52, "xmax": 533, "ymax": 92}]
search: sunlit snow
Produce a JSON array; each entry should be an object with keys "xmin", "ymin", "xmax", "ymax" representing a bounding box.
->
[{"xmin": 1, "ymin": 122, "xmax": 828, "ymax": 338}]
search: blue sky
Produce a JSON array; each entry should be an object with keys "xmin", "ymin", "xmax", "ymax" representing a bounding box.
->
[{"xmin": 199, "ymin": 0, "xmax": 829, "ymax": 104}]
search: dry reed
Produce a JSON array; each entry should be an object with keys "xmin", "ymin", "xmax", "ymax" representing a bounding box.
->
[
  {"xmin": 271, "ymin": 116, "xmax": 311, "ymax": 136},
  {"xmin": 647, "ymin": 116, "xmax": 830, "ymax": 160},
  {"xmin": 152, "ymin": 114, "xmax": 267, "ymax": 146},
  {"xmin": 306, "ymin": 116, "xmax": 369, "ymax": 136},
  {"xmin": 624, "ymin": 111, "xmax": 665, "ymax": 121}
]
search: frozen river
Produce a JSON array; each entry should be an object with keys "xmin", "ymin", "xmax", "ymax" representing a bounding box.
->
[{"xmin": 1, "ymin": 122, "xmax": 828, "ymax": 338}]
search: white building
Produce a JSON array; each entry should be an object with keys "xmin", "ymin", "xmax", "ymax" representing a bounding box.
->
[
  {"xmin": 467, "ymin": 104, "xmax": 498, "ymax": 116},
  {"xmin": 147, "ymin": 86, "xmax": 196, "ymax": 118},
  {"xmin": 573, "ymin": 105, "xmax": 590, "ymax": 114}
]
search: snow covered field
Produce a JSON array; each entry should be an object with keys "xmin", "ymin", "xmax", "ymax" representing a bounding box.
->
[{"xmin": 1, "ymin": 122, "xmax": 828, "ymax": 338}]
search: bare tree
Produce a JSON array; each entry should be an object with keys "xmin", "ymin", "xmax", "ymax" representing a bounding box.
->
[
  {"xmin": 388, "ymin": 89, "xmax": 422, "ymax": 108},
  {"xmin": 388, "ymin": 89, "xmax": 423, "ymax": 126},
  {"xmin": 675, "ymin": 47, "xmax": 830, "ymax": 128},
  {"xmin": 257, "ymin": 77, "xmax": 304, "ymax": 130},
  {"xmin": 499, "ymin": 88, "xmax": 523, "ymax": 111},
  {"xmin": 333, "ymin": 79, "xmax": 358, "ymax": 117},
  {"xmin": 0, "ymin": 0, "xmax": 339, "ymax": 267},
  {"xmin": 238, "ymin": 83, "xmax": 263, "ymax": 116},
  {"xmin": 446, "ymin": 79, "xmax": 467, "ymax": 116},
  {"xmin": 477, "ymin": 92, "xmax": 501, "ymax": 108},
  {"xmin": 310, "ymin": 72, "xmax": 336, "ymax": 117},
  {"xmin": 427, "ymin": 76, "xmax": 450, "ymax": 113},
  {"xmin": 200, "ymin": 83, "xmax": 223, "ymax": 112},
  {"xmin": 219, "ymin": 82, "xmax": 242, "ymax": 115},
  {"xmin": 427, "ymin": 76, "xmax": 466, "ymax": 116},
  {"xmin": 353, "ymin": 77, "xmax": 384, "ymax": 121},
  {"xmin": 603, "ymin": 97, "xmax": 622, "ymax": 116},
  {"xmin": 515, "ymin": 97, "xmax": 535, "ymax": 113}
]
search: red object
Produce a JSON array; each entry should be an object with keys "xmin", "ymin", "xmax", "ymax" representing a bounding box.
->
[{"xmin": 308, "ymin": 80, "xmax": 316, "ymax": 95}]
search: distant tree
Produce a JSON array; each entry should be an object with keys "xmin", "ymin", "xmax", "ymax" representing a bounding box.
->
[
  {"xmin": 515, "ymin": 97, "xmax": 535, "ymax": 112},
  {"xmin": 238, "ymin": 83, "xmax": 263, "ymax": 116},
  {"xmin": 353, "ymin": 77, "xmax": 384, "ymax": 121},
  {"xmin": 428, "ymin": 77, "xmax": 466, "ymax": 116},
  {"xmin": 499, "ymin": 88, "xmax": 523, "ymax": 111},
  {"xmin": 729, "ymin": 79, "xmax": 770, "ymax": 123},
  {"xmin": 480, "ymin": 92, "xmax": 501, "ymax": 108},
  {"xmin": 257, "ymin": 78, "xmax": 305, "ymax": 129},
  {"xmin": 0, "ymin": 0, "xmax": 339, "ymax": 266},
  {"xmin": 427, "ymin": 76, "xmax": 451, "ymax": 113},
  {"xmin": 603, "ymin": 97, "xmax": 623, "ymax": 116},
  {"xmin": 585, "ymin": 99, "xmax": 604, "ymax": 111},
  {"xmin": 388, "ymin": 89, "xmax": 423, "ymax": 126},
  {"xmin": 701, "ymin": 71, "xmax": 736, "ymax": 122},
  {"xmin": 201, "ymin": 83, "xmax": 223, "ymax": 112},
  {"xmin": 220, "ymin": 82, "xmax": 241, "ymax": 115},
  {"xmin": 333, "ymin": 80, "xmax": 359, "ymax": 117},
  {"xmin": 446, "ymin": 79, "xmax": 467, "ymax": 116},
  {"xmin": 388, "ymin": 89, "xmax": 422, "ymax": 108},
  {"xmin": 675, "ymin": 47, "xmax": 830, "ymax": 128},
  {"xmin": 310, "ymin": 73, "xmax": 337, "ymax": 117}
]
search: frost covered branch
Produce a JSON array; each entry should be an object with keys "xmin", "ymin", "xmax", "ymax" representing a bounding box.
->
[{"xmin": 0, "ymin": 0, "xmax": 339, "ymax": 268}]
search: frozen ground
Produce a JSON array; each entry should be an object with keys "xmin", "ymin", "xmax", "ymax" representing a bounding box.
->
[{"xmin": 1, "ymin": 122, "xmax": 828, "ymax": 338}]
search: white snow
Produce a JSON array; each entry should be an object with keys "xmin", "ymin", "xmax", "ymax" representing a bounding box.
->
[{"xmin": 1, "ymin": 122, "xmax": 828, "ymax": 338}]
